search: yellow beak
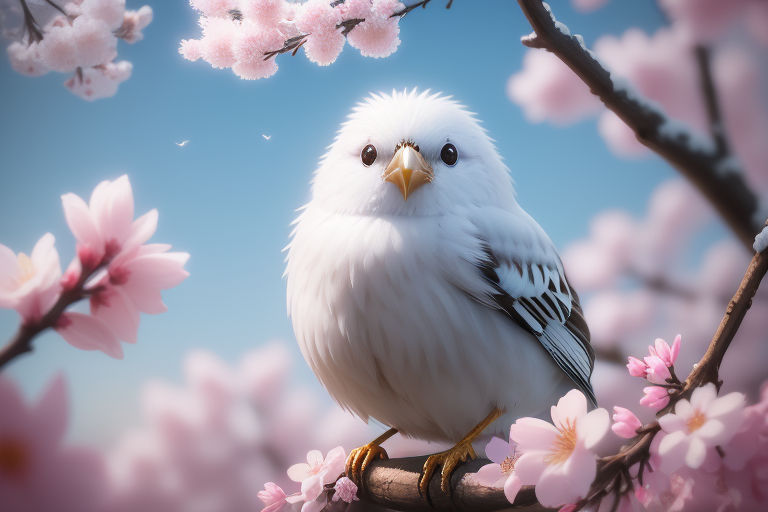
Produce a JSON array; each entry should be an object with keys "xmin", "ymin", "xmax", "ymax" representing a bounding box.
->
[{"xmin": 382, "ymin": 145, "xmax": 434, "ymax": 200}]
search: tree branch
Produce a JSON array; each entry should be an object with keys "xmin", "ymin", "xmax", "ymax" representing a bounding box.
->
[
  {"xmin": 515, "ymin": 0, "xmax": 762, "ymax": 250},
  {"xmin": 693, "ymin": 45, "xmax": 729, "ymax": 159}
]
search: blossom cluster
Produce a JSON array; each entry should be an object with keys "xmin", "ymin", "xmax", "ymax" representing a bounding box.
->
[
  {"xmin": 5, "ymin": 0, "xmax": 152, "ymax": 100},
  {"xmin": 473, "ymin": 335, "xmax": 768, "ymax": 511},
  {"xmin": 180, "ymin": 0, "xmax": 404, "ymax": 80},
  {"xmin": 0, "ymin": 175, "xmax": 188, "ymax": 359}
]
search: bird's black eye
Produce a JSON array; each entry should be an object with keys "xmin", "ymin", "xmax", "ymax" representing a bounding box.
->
[
  {"xmin": 361, "ymin": 144, "xmax": 377, "ymax": 166},
  {"xmin": 440, "ymin": 143, "xmax": 458, "ymax": 166}
]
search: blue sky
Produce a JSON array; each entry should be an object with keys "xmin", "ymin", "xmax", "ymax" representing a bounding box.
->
[{"xmin": 0, "ymin": 0, "xmax": 673, "ymax": 444}]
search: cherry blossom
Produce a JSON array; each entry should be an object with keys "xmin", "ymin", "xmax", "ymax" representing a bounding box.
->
[
  {"xmin": 656, "ymin": 383, "xmax": 746, "ymax": 472},
  {"xmin": 504, "ymin": 389, "xmax": 610, "ymax": 507},
  {"xmin": 0, "ymin": 375, "xmax": 108, "ymax": 512},
  {"xmin": 287, "ymin": 446, "xmax": 346, "ymax": 489},
  {"xmin": 649, "ymin": 335, "xmax": 681, "ymax": 368},
  {"xmin": 475, "ymin": 434, "xmax": 520, "ymax": 501},
  {"xmin": 0, "ymin": 233, "xmax": 61, "ymax": 323},
  {"xmin": 55, "ymin": 311, "xmax": 124, "ymax": 359},
  {"xmin": 4, "ymin": 0, "xmax": 152, "ymax": 100},
  {"xmin": 611, "ymin": 406, "xmax": 642, "ymax": 439},
  {"xmin": 332, "ymin": 476, "xmax": 359, "ymax": 503},
  {"xmin": 640, "ymin": 386, "xmax": 670, "ymax": 411},
  {"xmin": 258, "ymin": 482, "xmax": 288, "ymax": 512}
]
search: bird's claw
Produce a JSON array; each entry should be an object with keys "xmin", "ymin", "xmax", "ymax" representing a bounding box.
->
[
  {"xmin": 418, "ymin": 441, "xmax": 477, "ymax": 497},
  {"xmin": 345, "ymin": 443, "xmax": 389, "ymax": 484}
]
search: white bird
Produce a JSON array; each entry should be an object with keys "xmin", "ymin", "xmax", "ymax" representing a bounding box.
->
[
  {"xmin": 175, "ymin": 140, "xmax": 190, "ymax": 147},
  {"xmin": 285, "ymin": 90, "xmax": 595, "ymax": 494},
  {"xmin": 262, "ymin": 134, "xmax": 271, "ymax": 140}
]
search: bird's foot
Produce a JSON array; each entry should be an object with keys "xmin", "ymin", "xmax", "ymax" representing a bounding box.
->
[
  {"xmin": 345, "ymin": 443, "xmax": 389, "ymax": 483},
  {"xmin": 418, "ymin": 440, "xmax": 478, "ymax": 496}
]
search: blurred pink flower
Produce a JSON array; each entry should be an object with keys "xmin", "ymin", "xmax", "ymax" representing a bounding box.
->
[
  {"xmin": 611, "ymin": 406, "xmax": 642, "ymax": 439},
  {"xmin": 656, "ymin": 383, "xmax": 746, "ymax": 472},
  {"xmin": 505, "ymin": 390, "xmax": 609, "ymax": 507},
  {"xmin": 640, "ymin": 386, "xmax": 670, "ymax": 411},
  {"xmin": 287, "ymin": 446, "xmax": 346, "ymax": 488},
  {"xmin": 0, "ymin": 375, "xmax": 107, "ymax": 512},
  {"xmin": 190, "ymin": 0, "xmax": 237, "ymax": 18},
  {"xmin": 0, "ymin": 233, "xmax": 61, "ymax": 323},
  {"xmin": 571, "ymin": 0, "xmax": 609, "ymax": 12},
  {"xmin": 258, "ymin": 482, "xmax": 287, "ymax": 512},
  {"xmin": 658, "ymin": 0, "xmax": 747, "ymax": 43},
  {"xmin": 55, "ymin": 311, "xmax": 123, "ymax": 358},
  {"xmin": 475, "ymin": 435, "xmax": 519, "ymax": 502},
  {"xmin": 331, "ymin": 476, "xmax": 358, "ymax": 503},
  {"xmin": 61, "ymin": 175, "xmax": 157, "ymax": 268},
  {"xmin": 346, "ymin": 0, "xmax": 403, "ymax": 58}
]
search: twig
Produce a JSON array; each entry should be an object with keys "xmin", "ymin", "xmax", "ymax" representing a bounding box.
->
[
  {"xmin": 694, "ymin": 46, "xmax": 729, "ymax": 159},
  {"xmin": 515, "ymin": 0, "xmax": 762, "ymax": 250},
  {"xmin": 19, "ymin": 0, "xmax": 43, "ymax": 43},
  {"xmin": 0, "ymin": 262, "xmax": 103, "ymax": 370}
]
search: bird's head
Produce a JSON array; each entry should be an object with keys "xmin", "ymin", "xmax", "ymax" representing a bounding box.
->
[{"xmin": 309, "ymin": 89, "xmax": 516, "ymax": 217}]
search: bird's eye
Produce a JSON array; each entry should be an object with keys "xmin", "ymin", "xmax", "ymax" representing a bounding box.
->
[
  {"xmin": 361, "ymin": 144, "xmax": 377, "ymax": 166},
  {"xmin": 440, "ymin": 143, "xmax": 458, "ymax": 166}
]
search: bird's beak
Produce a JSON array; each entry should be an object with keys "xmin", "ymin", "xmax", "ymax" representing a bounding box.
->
[{"xmin": 382, "ymin": 145, "xmax": 434, "ymax": 200}]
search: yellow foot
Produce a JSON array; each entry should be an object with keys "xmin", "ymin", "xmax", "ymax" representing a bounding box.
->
[
  {"xmin": 345, "ymin": 443, "xmax": 389, "ymax": 483},
  {"xmin": 418, "ymin": 440, "xmax": 478, "ymax": 496}
]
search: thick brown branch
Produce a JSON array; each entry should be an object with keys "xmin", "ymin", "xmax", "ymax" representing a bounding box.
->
[
  {"xmin": 355, "ymin": 456, "xmax": 547, "ymax": 512},
  {"xmin": 516, "ymin": 0, "xmax": 762, "ymax": 250}
]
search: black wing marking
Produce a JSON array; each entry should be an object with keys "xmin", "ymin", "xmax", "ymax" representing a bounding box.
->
[{"xmin": 477, "ymin": 246, "xmax": 597, "ymax": 405}]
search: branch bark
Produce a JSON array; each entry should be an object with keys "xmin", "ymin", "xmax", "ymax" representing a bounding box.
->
[{"xmin": 515, "ymin": 0, "xmax": 762, "ymax": 250}]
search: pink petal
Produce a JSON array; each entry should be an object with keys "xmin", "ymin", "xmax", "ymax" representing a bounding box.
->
[
  {"xmin": 124, "ymin": 251, "xmax": 190, "ymax": 289},
  {"xmin": 535, "ymin": 463, "xmax": 581, "ymax": 507},
  {"xmin": 287, "ymin": 462, "xmax": 311, "ymax": 483},
  {"xmin": 299, "ymin": 473, "xmax": 324, "ymax": 502},
  {"xmin": 32, "ymin": 373, "xmax": 69, "ymax": 446},
  {"xmin": 55, "ymin": 312, "xmax": 123, "ymax": 359},
  {"xmin": 578, "ymin": 408, "xmax": 609, "ymax": 449},
  {"xmin": 97, "ymin": 175, "xmax": 135, "ymax": 245},
  {"xmin": 306, "ymin": 449, "xmax": 324, "ymax": 467},
  {"xmin": 551, "ymin": 389, "xmax": 587, "ymax": 428},
  {"xmin": 485, "ymin": 436, "xmax": 511, "ymax": 464},
  {"xmin": 0, "ymin": 376, "xmax": 28, "ymax": 424},
  {"xmin": 121, "ymin": 277, "xmax": 167, "ymax": 314},
  {"xmin": 61, "ymin": 192, "xmax": 102, "ymax": 253},
  {"xmin": 475, "ymin": 463, "xmax": 505, "ymax": 487},
  {"xmin": 510, "ymin": 417, "xmax": 558, "ymax": 451},
  {"xmin": 0, "ymin": 243, "xmax": 19, "ymax": 296},
  {"xmin": 674, "ymin": 398, "xmax": 693, "ymax": 418},
  {"xmin": 122, "ymin": 209, "xmax": 158, "ymax": 253},
  {"xmin": 708, "ymin": 391, "xmax": 746, "ymax": 419},
  {"xmin": 91, "ymin": 286, "xmax": 140, "ymax": 343},
  {"xmin": 695, "ymin": 419, "xmax": 725, "ymax": 441},
  {"xmin": 503, "ymin": 474, "xmax": 523, "ymax": 504},
  {"xmin": 658, "ymin": 412, "xmax": 686, "ymax": 433},
  {"xmin": 658, "ymin": 431, "xmax": 687, "ymax": 473},
  {"xmin": 690, "ymin": 383, "xmax": 717, "ymax": 410},
  {"xmin": 563, "ymin": 446, "xmax": 597, "ymax": 498},
  {"xmin": 685, "ymin": 436, "xmax": 706, "ymax": 468},
  {"xmin": 514, "ymin": 451, "xmax": 548, "ymax": 483},
  {"xmin": 322, "ymin": 446, "xmax": 346, "ymax": 483},
  {"xmin": 670, "ymin": 335, "xmax": 681, "ymax": 363}
]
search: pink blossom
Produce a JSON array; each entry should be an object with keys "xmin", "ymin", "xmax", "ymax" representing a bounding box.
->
[
  {"xmin": 117, "ymin": 6, "xmax": 154, "ymax": 43},
  {"xmin": 643, "ymin": 355, "xmax": 671, "ymax": 384},
  {"xmin": 258, "ymin": 481, "xmax": 288, "ymax": 512},
  {"xmin": 38, "ymin": 23, "xmax": 80, "ymax": 73},
  {"xmin": 571, "ymin": 0, "xmax": 609, "ymax": 12},
  {"xmin": 658, "ymin": 0, "xmax": 747, "ymax": 43},
  {"xmin": 295, "ymin": 0, "xmax": 345, "ymax": 66},
  {"xmin": 0, "ymin": 375, "xmax": 108, "ymax": 512},
  {"xmin": 0, "ymin": 233, "xmax": 61, "ymax": 323},
  {"xmin": 6, "ymin": 41, "xmax": 48, "ymax": 77},
  {"xmin": 201, "ymin": 17, "xmax": 237, "ymax": 69},
  {"xmin": 656, "ymin": 383, "xmax": 746, "ymax": 473},
  {"xmin": 179, "ymin": 38, "xmax": 203, "ymax": 61},
  {"xmin": 241, "ymin": 0, "xmax": 287, "ymax": 26},
  {"xmin": 475, "ymin": 435, "xmax": 518, "ymax": 493},
  {"xmin": 65, "ymin": 60, "xmax": 133, "ymax": 101},
  {"xmin": 505, "ymin": 390, "xmax": 610, "ymax": 507},
  {"xmin": 331, "ymin": 476, "xmax": 359, "ymax": 503},
  {"xmin": 231, "ymin": 21, "xmax": 281, "ymax": 80},
  {"xmin": 611, "ymin": 406, "xmax": 642, "ymax": 439},
  {"xmin": 508, "ymin": 49, "xmax": 601, "ymax": 125},
  {"xmin": 190, "ymin": 0, "xmax": 237, "ymax": 17},
  {"xmin": 55, "ymin": 312, "xmax": 123, "ymax": 358},
  {"xmin": 287, "ymin": 446, "xmax": 346, "ymax": 488},
  {"xmin": 81, "ymin": 0, "xmax": 127, "ymax": 30},
  {"xmin": 626, "ymin": 356, "xmax": 648, "ymax": 378},
  {"xmin": 346, "ymin": 0, "xmax": 403, "ymax": 59},
  {"xmin": 71, "ymin": 15, "xmax": 118, "ymax": 67},
  {"xmin": 61, "ymin": 175, "xmax": 156, "ymax": 267},
  {"xmin": 640, "ymin": 386, "xmax": 670, "ymax": 411},
  {"xmin": 649, "ymin": 335, "xmax": 681, "ymax": 368}
]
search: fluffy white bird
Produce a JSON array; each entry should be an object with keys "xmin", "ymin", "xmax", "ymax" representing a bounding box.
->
[
  {"xmin": 285, "ymin": 90, "xmax": 595, "ymax": 494},
  {"xmin": 175, "ymin": 140, "xmax": 190, "ymax": 147}
]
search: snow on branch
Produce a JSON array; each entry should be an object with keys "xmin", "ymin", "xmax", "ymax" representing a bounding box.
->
[{"xmin": 515, "ymin": 0, "xmax": 762, "ymax": 250}]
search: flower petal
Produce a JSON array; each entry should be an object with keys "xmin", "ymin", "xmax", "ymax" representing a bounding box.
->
[
  {"xmin": 510, "ymin": 417, "xmax": 558, "ymax": 451},
  {"xmin": 475, "ymin": 463, "xmax": 505, "ymax": 487},
  {"xmin": 485, "ymin": 436, "xmax": 511, "ymax": 464},
  {"xmin": 535, "ymin": 463, "xmax": 582, "ymax": 508},
  {"xmin": 61, "ymin": 192, "xmax": 102, "ymax": 253},
  {"xmin": 658, "ymin": 431, "xmax": 687, "ymax": 473},
  {"xmin": 32, "ymin": 373, "xmax": 69, "ymax": 446},
  {"xmin": 55, "ymin": 312, "xmax": 123, "ymax": 359},
  {"xmin": 122, "ymin": 209, "xmax": 158, "ymax": 253},
  {"xmin": 578, "ymin": 408, "xmax": 609, "ymax": 449},
  {"xmin": 124, "ymin": 251, "xmax": 190, "ymax": 289},
  {"xmin": 708, "ymin": 391, "xmax": 746, "ymax": 419},
  {"xmin": 98, "ymin": 175, "xmax": 135, "ymax": 245},
  {"xmin": 514, "ymin": 451, "xmax": 547, "ymax": 483},
  {"xmin": 685, "ymin": 436, "xmax": 706, "ymax": 468},
  {"xmin": 91, "ymin": 286, "xmax": 140, "ymax": 343},
  {"xmin": 690, "ymin": 383, "xmax": 717, "ymax": 410},
  {"xmin": 551, "ymin": 389, "xmax": 587, "ymax": 429},
  {"xmin": 0, "ymin": 243, "xmax": 19, "ymax": 297},
  {"xmin": 658, "ymin": 412, "xmax": 686, "ymax": 433},
  {"xmin": 504, "ymin": 474, "xmax": 523, "ymax": 504},
  {"xmin": 287, "ymin": 462, "xmax": 311, "ymax": 483}
]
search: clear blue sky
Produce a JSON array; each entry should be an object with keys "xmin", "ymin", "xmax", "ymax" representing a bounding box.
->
[{"xmin": 0, "ymin": 0, "xmax": 672, "ymax": 444}]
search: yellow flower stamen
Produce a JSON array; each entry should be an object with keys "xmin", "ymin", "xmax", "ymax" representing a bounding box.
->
[
  {"xmin": 687, "ymin": 409, "xmax": 707, "ymax": 433},
  {"xmin": 17, "ymin": 253, "xmax": 35, "ymax": 284},
  {"xmin": 544, "ymin": 418, "xmax": 578, "ymax": 465},
  {"xmin": 0, "ymin": 437, "xmax": 28, "ymax": 479},
  {"xmin": 500, "ymin": 455, "xmax": 517, "ymax": 475}
]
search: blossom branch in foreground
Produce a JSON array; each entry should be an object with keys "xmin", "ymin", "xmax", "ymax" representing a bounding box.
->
[
  {"xmin": 335, "ymin": 221, "xmax": 768, "ymax": 512},
  {"xmin": 0, "ymin": 175, "xmax": 189, "ymax": 370},
  {"xmin": 515, "ymin": 0, "xmax": 762, "ymax": 250}
]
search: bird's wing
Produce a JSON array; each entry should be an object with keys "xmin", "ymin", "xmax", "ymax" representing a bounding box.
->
[{"xmin": 467, "ymin": 207, "xmax": 596, "ymax": 405}]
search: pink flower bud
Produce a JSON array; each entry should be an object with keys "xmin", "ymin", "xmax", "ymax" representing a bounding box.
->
[
  {"xmin": 644, "ymin": 355, "xmax": 671, "ymax": 384},
  {"xmin": 60, "ymin": 268, "xmax": 80, "ymax": 291},
  {"xmin": 257, "ymin": 482, "xmax": 287, "ymax": 512},
  {"xmin": 332, "ymin": 476, "xmax": 359, "ymax": 503},
  {"xmin": 611, "ymin": 406, "xmax": 642, "ymax": 438},
  {"xmin": 77, "ymin": 244, "xmax": 102, "ymax": 270},
  {"xmin": 626, "ymin": 356, "xmax": 648, "ymax": 377},
  {"xmin": 651, "ymin": 335, "xmax": 681, "ymax": 367},
  {"xmin": 640, "ymin": 386, "xmax": 670, "ymax": 411}
]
